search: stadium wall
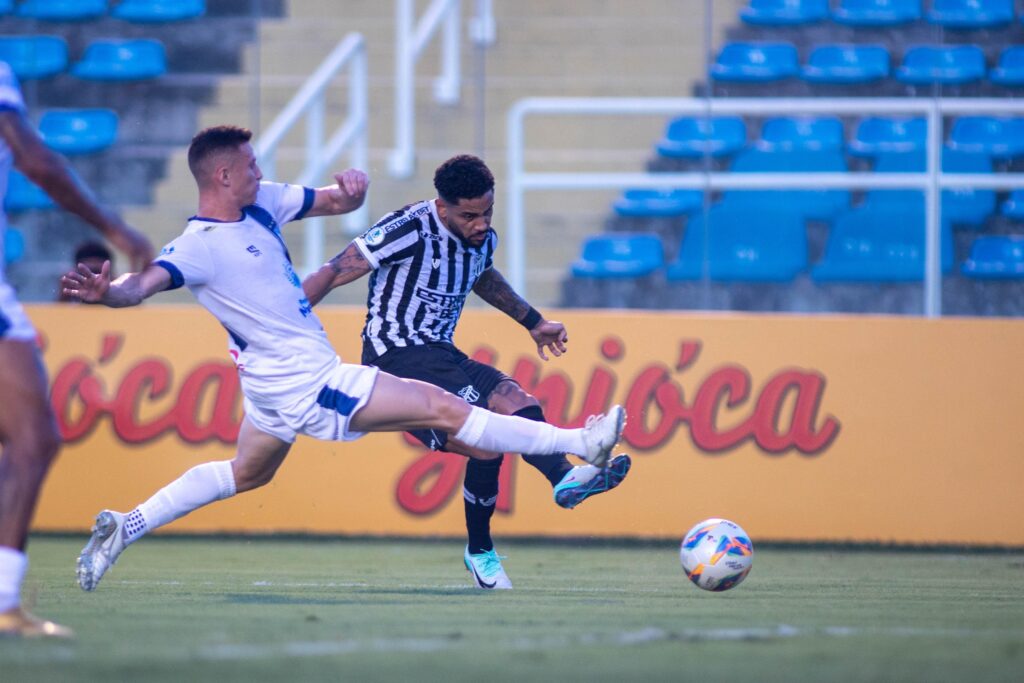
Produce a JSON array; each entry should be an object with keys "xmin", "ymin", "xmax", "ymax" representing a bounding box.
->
[{"xmin": 25, "ymin": 305, "xmax": 1024, "ymax": 547}]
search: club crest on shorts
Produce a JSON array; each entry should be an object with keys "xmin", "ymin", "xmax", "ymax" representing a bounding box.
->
[{"xmin": 457, "ymin": 384, "xmax": 480, "ymax": 403}]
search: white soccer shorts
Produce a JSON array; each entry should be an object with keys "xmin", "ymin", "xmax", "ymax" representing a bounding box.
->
[{"xmin": 0, "ymin": 281, "xmax": 36, "ymax": 342}]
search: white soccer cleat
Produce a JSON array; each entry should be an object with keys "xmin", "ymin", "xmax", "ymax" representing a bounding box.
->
[
  {"xmin": 76, "ymin": 510, "xmax": 127, "ymax": 592},
  {"xmin": 579, "ymin": 404, "xmax": 626, "ymax": 468},
  {"xmin": 554, "ymin": 454, "xmax": 632, "ymax": 510},
  {"xmin": 463, "ymin": 546, "xmax": 513, "ymax": 590}
]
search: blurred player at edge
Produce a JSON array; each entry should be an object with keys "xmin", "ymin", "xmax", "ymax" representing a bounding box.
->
[
  {"xmin": 0, "ymin": 61, "xmax": 153, "ymax": 637},
  {"xmin": 62, "ymin": 126, "xmax": 626, "ymax": 593},
  {"xmin": 301, "ymin": 155, "xmax": 632, "ymax": 590}
]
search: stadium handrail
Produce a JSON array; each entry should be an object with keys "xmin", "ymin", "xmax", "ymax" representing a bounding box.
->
[
  {"xmin": 254, "ymin": 32, "xmax": 367, "ymax": 275},
  {"xmin": 506, "ymin": 97, "xmax": 1024, "ymax": 317},
  {"xmin": 388, "ymin": 0, "xmax": 494, "ymax": 178}
]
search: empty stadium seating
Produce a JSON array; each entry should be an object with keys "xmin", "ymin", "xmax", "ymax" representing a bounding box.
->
[
  {"xmin": 758, "ymin": 116, "xmax": 844, "ymax": 151},
  {"xmin": 801, "ymin": 44, "xmax": 891, "ymax": 84},
  {"xmin": 71, "ymin": 39, "xmax": 167, "ymax": 81},
  {"xmin": 1001, "ymin": 191, "xmax": 1024, "ymax": 220},
  {"xmin": 961, "ymin": 236, "xmax": 1024, "ymax": 279},
  {"xmin": 895, "ymin": 45, "xmax": 987, "ymax": 85},
  {"xmin": 848, "ymin": 117, "xmax": 927, "ymax": 157},
  {"xmin": 16, "ymin": 0, "xmax": 107, "ymax": 21},
  {"xmin": 710, "ymin": 42, "xmax": 800, "ymax": 82},
  {"xmin": 112, "ymin": 0, "xmax": 206, "ymax": 23},
  {"xmin": 990, "ymin": 47, "xmax": 1024, "ymax": 87},
  {"xmin": 656, "ymin": 116, "xmax": 747, "ymax": 159},
  {"xmin": 739, "ymin": 0, "xmax": 830, "ymax": 26},
  {"xmin": 947, "ymin": 116, "xmax": 1024, "ymax": 158},
  {"xmin": 3, "ymin": 226, "xmax": 24, "ymax": 265},
  {"xmin": 4, "ymin": 170, "xmax": 55, "ymax": 212},
  {"xmin": 831, "ymin": 0, "xmax": 923, "ymax": 27},
  {"xmin": 722, "ymin": 148, "xmax": 850, "ymax": 221},
  {"xmin": 0, "ymin": 35, "xmax": 68, "ymax": 80},
  {"xmin": 925, "ymin": 0, "xmax": 1015, "ymax": 29},
  {"xmin": 613, "ymin": 188, "xmax": 703, "ymax": 218},
  {"xmin": 39, "ymin": 109, "xmax": 119, "ymax": 155},
  {"xmin": 570, "ymin": 233, "xmax": 664, "ymax": 278}
]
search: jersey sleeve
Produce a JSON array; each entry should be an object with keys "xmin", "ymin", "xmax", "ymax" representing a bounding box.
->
[
  {"xmin": 254, "ymin": 181, "xmax": 316, "ymax": 225},
  {"xmin": 153, "ymin": 231, "xmax": 214, "ymax": 289},
  {"xmin": 0, "ymin": 63, "xmax": 26, "ymax": 113},
  {"xmin": 352, "ymin": 211, "xmax": 422, "ymax": 269}
]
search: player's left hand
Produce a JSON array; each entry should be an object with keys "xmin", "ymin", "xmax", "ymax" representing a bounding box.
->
[
  {"xmin": 530, "ymin": 320, "xmax": 568, "ymax": 361},
  {"xmin": 332, "ymin": 169, "xmax": 369, "ymax": 214}
]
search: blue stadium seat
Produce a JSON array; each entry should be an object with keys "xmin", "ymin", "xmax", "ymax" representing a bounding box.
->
[
  {"xmin": 722, "ymin": 148, "xmax": 850, "ymax": 222},
  {"xmin": 831, "ymin": 0, "xmax": 922, "ymax": 26},
  {"xmin": 0, "ymin": 0, "xmax": 13, "ymax": 15},
  {"xmin": 895, "ymin": 45, "xmax": 986, "ymax": 85},
  {"xmin": 71, "ymin": 39, "xmax": 167, "ymax": 81},
  {"xmin": 0, "ymin": 35, "xmax": 68, "ymax": 80},
  {"xmin": 39, "ymin": 109, "xmax": 119, "ymax": 155},
  {"xmin": 1001, "ymin": 191, "xmax": 1024, "ymax": 220},
  {"xmin": 961, "ymin": 236, "xmax": 1024, "ymax": 279},
  {"xmin": 926, "ymin": 0, "xmax": 1014, "ymax": 29},
  {"xmin": 812, "ymin": 207, "xmax": 953, "ymax": 282},
  {"xmin": 16, "ymin": 0, "xmax": 106, "ymax": 21},
  {"xmin": 667, "ymin": 206, "xmax": 807, "ymax": 282},
  {"xmin": 656, "ymin": 116, "xmax": 746, "ymax": 159},
  {"xmin": 613, "ymin": 189, "xmax": 703, "ymax": 218},
  {"xmin": 739, "ymin": 0, "xmax": 829, "ymax": 25},
  {"xmin": 867, "ymin": 150, "xmax": 995, "ymax": 227},
  {"xmin": 3, "ymin": 226, "xmax": 25, "ymax": 265},
  {"xmin": 801, "ymin": 44, "xmax": 890, "ymax": 84},
  {"xmin": 112, "ymin": 0, "xmax": 206, "ymax": 23},
  {"xmin": 709, "ymin": 42, "xmax": 799, "ymax": 82},
  {"xmin": 759, "ymin": 116, "xmax": 844, "ymax": 151},
  {"xmin": 990, "ymin": 47, "xmax": 1024, "ymax": 87},
  {"xmin": 4, "ymin": 170, "xmax": 55, "ymax": 212},
  {"xmin": 948, "ymin": 117, "xmax": 1024, "ymax": 159},
  {"xmin": 571, "ymin": 233, "xmax": 664, "ymax": 279},
  {"xmin": 848, "ymin": 117, "xmax": 926, "ymax": 157}
]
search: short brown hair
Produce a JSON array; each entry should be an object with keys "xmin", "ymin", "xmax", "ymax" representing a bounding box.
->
[{"xmin": 187, "ymin": 125, "xmax": 253, "ymax": 181}]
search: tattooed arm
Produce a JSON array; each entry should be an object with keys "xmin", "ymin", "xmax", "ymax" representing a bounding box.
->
[
  {"xmin": 302, "ymin": 241, "xmax": 373, "ymax": 306},
  {"xmin": 473, "ymin": 268, "xmax": 568, "ymax": 361}
]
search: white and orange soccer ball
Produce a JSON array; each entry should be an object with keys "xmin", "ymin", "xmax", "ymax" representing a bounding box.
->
[{"xmin": 679, "ymin": 518, "xmax": 753, "ymax": 592}]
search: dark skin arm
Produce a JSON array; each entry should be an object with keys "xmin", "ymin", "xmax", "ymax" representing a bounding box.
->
[
  {"xmin": 0, "ymin": 110, "xmax": 153, "ymax": 271},
  {"xmin": 302, "ymin": 241, "xmax": 372, "ymax": 306},
  {"xmin": 472, "ymin": 267, "xmax": 568, "ymax": 361}
]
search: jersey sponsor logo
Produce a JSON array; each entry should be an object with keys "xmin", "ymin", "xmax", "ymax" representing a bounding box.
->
[
  {"xmin": 247, "ymin": 245, "xmax": 262, "ymax": 257},
  {"xmin": 415, "ymin": 287, "xmax": 465, "ymax": 318},
  {"xmin": 373, "ymin": 203, "xmax": 430, "ymax": 236},
  {"xmin": 365, "ymin": 226, "xmax": 386, "ymax": 246},
  {"xmin": 457, "ymin": 384, "xmax": 480, "ymax": 403}
]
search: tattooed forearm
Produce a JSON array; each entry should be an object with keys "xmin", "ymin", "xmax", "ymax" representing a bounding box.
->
[
  {"xmin": 473, "ymin": 268, "xmax": 533, "ymax": 323},
  {"xmin": 303, "ymin": 241, "xmax": 371, "ymax": 306}
]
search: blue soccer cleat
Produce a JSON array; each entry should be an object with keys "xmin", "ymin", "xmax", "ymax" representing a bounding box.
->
[{"xmin": 553, "ymin": 454, "xmax": 632, "ymax": 510}]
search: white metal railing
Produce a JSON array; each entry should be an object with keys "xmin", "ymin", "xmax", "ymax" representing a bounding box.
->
[
  {"xmin": 255, "ymin": 33, "xmax": 368, "ymax": 275},
  {"xmin": 507, "ymin": 97, "xmax": 1024, "ymax": 317},
  {"xmin": 389, "ymin": 0, "xmax": 493, "ymax": 178}
]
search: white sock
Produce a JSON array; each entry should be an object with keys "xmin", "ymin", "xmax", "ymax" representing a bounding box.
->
[
  {"xmin": 0, "ymin": 547, "xmax": 27, "ymax": 613},
  {"xmin": 132, "ymin": 461, "xmax": 236, "ymax": 542},
  {"xmin": 454, "ymin": 406, "xmax": 587, "ymax": 457}
]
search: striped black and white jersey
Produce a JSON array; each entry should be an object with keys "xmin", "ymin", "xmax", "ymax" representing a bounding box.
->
[{"xmin": 353, "ymin": 199, "xmax": 496, "ymax": 360}]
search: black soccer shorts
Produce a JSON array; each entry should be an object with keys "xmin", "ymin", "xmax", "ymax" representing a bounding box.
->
[{"xmin": 365, "ymin": 341, "xmax": 514, "ymax": 451}]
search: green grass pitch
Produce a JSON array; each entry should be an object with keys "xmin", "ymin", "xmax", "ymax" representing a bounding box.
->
[{"xmin": 4, "ymin": 537, "xmax": 1023, "ymax": 682}]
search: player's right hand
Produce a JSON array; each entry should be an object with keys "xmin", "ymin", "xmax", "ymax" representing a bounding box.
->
[{"xmin": 61, "ymin": 260, "xmax": 112, "ymax": 303}]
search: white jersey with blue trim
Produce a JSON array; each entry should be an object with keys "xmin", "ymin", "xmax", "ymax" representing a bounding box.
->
[
  {"xmin": 0, "ymin": 61, "xmax": 26, "ymax": 282},
  {"xmin": 153, "ymin": 181, "xmax": 333, "ymax": 407}
]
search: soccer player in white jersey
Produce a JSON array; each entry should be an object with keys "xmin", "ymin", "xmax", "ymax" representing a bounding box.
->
[
  {"xmin": 61, "ymin": 126, "xmax": 625, "ymax": 593},
  {"xmin": 0, "ymin": 61, "xmax": 153, "ymax": 637},
  {"xmin": 301, "ymin": 155, "xmax": 631, "ymax": 590}
]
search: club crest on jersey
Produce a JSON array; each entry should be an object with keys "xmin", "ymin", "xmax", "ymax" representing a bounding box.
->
[
  {"xmin": 457, "ymin": 385, "xmax": 480, "ymax": 403},
  {"xmin": 365, "ymin": 226, "xmax": 386, "ymax": 246}
]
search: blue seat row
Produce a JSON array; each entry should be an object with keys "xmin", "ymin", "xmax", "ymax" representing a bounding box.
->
[
  {"xmin": 4, "ymin": 0, "xmax": 204, "ymax": 23},
  {"xmin": 712, "ymin": 42, "xmax": 1024, "ymax": 86},
  {"xmin": 741, "ymin": 0, "xmax": 1016, "ymax": 30},
  {"xmin": 657, "ymin": 115, "xmax": 1024, "ymax": 160},
  {"xmin": 574, "ymin": 209, "xmax": 1024, "ymax": 284},
  {"xmin": 0, "ymin": 36, "xmax": 166, "ymax": 81}
]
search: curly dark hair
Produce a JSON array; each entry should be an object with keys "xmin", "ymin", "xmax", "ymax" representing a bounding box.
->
[
  {"xmin": 187, "ymin": 125, "xmax": 253, "ymax": 180},
  {"xmin": 433, "ymin": 154, "xmax": 495, "ymax": 204}
]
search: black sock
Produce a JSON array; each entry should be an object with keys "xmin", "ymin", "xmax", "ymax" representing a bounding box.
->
[
  {"xmin": 464, "ymin": 455, "xmax": 502, "ymax": 554},
  {"xmin": 514, "ymin": 405, "xmax": 574, "ymax": 487}
]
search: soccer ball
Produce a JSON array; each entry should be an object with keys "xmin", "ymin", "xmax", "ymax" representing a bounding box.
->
[{"xmin": 679, "ymin": 518, "xmax": 753, "ymax": 592}]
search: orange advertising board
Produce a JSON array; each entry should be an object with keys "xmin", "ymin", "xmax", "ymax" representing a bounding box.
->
[{"xmin": 24, "ymin": 305, "xmax": 1024, "ymax": 546}]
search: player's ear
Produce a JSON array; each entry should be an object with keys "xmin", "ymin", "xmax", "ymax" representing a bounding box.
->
[{"xmin": 435, "ymin": 197, "xmax": 448, "ymax": 221}]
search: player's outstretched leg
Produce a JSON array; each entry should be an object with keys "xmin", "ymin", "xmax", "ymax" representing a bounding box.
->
[
  {"xmin": 464, "ymin": 546, "xmax": 512, "ymax": 590},
  {"xmin": 554, "ymin": 454, "xmax": 632, "ymax": 510}
]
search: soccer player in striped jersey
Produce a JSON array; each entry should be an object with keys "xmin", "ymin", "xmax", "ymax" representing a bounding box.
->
[
  {"xmin": 63, "ymin": 129, "xmax": 625, "ymax": 594},
  {"xmin": 302, "ymin": 155, "xmax": 632, "ymax": 590}
]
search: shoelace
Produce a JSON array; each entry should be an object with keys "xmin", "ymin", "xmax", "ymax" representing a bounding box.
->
[
  {"xmin": 475, "ymin": 550, "xmax": 508, "ymax": 577},
  {"xmin": 584, "ymin": 412, "xmax": 604, "ymax": 429}
]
